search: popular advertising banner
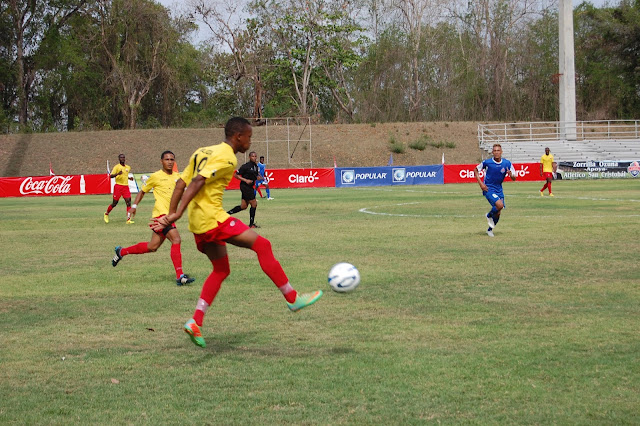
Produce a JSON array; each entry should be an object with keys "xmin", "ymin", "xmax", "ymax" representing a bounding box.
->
[
  {"xmin": 0, "ymin": 174, "xmax": 111, "ymax": 198},
  {"xmin": 555, "ymin": 160, "xmax": 640, "ymax": 179},
  {"xmin": 334, "ymin": 165, "xmax": 443, "ymax": 187},
  {"xmin": 225, "ymin": 168, "xmax": 335, "ymax": 190},
  {"xmin": 444, "ymin": 163, "xmax": 542, "ymax": 184}
]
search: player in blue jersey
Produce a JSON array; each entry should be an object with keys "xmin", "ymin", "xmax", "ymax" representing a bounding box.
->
[
  {"xmin": 475, "ymin": 144, "xmax": 516, "ymax": 237},
  {"xmin": 255, "ymin": 156, "xmax": 273, "ymax": 200}
]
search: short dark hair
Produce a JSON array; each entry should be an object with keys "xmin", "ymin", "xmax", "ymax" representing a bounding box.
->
[
  {"xmin": 225, "ymin": 117, "xmax": 251, "ymax": 138},
  {"xmin": 259, "ymin": 156, "xmax": 264, "ymax": 160},
  {"xmin": 161, "ymin": 150, "xmax": 175, "ymax": 159}
]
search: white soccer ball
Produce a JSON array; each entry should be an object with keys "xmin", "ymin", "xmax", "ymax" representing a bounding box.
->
[{"xmin": 328, "ymin": 262, "xmax": 360, "ymax": 293}]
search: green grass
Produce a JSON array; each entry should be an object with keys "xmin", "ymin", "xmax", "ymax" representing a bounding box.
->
[{"xmin": 1, "ymin": 180, "xmax": 640, "ymax": 424}]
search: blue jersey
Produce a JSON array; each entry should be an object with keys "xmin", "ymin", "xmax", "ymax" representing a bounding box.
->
[
  {"xmin": 477, "ymin": 158, "xmax": 514, "ymax": 193},
  {"xmin": 257, "ymin": 162, "xmax": 266, "ymax": 184}
]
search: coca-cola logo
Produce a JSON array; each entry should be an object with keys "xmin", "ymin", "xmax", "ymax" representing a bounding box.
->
[{"xmin": 19, "ymin": 176, "xmax": 73, "ymax": 195}]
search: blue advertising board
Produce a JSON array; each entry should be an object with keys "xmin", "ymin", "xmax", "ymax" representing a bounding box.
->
[{"xmin": 335, "ymin": 165, "xmax": 444, "ymax": 187}]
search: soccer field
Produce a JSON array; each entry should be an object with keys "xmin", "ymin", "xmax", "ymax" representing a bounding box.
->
[{"xmin": 1, "ymin": 179, "xmax": 639, "ymax": 424}]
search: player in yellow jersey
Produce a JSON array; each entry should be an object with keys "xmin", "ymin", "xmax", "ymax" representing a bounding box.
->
[
  {"xmin": 153, "ymin": 117, "xmax": 322, "ymax": 348},
  {"xmin": 111, "ymin": 151, "xmax": 195, "ymax": 286},
  {"xmin": 540, "ymin": 147, "xmax": 555, "ymax": 196},
  {"xmin": 104, "ymin": 154, "xmax": 135, "ymax": 223}
]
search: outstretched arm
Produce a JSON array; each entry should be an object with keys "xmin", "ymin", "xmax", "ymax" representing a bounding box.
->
[{"xmin": 129, "ymin": 191, "xmax": 146, "ymax": 219}]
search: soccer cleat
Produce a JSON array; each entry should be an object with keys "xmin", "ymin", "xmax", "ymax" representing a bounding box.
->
[
  {"xmin": 104, "ymin": 213, "xmax": 109, "ymax": 223},
  {"xmin": 126, "ymin": 219, "xmax": 135, "ymax": 224},
  {"xmin": 487, "ymin": 228, "xmax": 494, "ymax": 238},
  {"xmin": 549, "ymin": 193, "xmax": 554, "ymax": 197},
  {"xmin": 540, "ymin": 191, "xmax": 544, "ymax": 197},
  {"xmin": 287, "ymin": 290, "xmax": 323, "ymax": 312},
  {"xmin": 267, "ymin": 197, "xmax": 274, "ymax": 200},
  {"xmin": 184, "ymin": 319, "xmax": 206, "ymax": 348},
  {"xmin": 486, "ymin": 213, "xmax": 495, "ymax": 229},
  {"xmin": 177, "ymin": 274, "xmax": 195, "ymax": 286},
  {"xmin": 112, "ymin": 246, "xmax": 123, "ymax": 267},
  {"xmin": 249, "ymin": 223, "xmax": 260, "ymax": 228}
]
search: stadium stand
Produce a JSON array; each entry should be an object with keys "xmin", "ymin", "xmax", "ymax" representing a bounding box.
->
[{"xmin": 478, "ymin": 121, "xmax": 640, "ymax": 162}]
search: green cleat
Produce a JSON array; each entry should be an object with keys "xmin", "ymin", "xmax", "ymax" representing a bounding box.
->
[
  {"xmin": 184, "ymin": 319, "xmax": 206, "ymax": 348},
  {"xmin": 287, "ymin": 290, "xmax": 323, "ymax": 312}
]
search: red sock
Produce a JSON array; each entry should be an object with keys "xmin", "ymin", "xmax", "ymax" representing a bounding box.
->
[
  {"xmin": 121, "ymin": 242, "xmax": 149, "ymax": 256},
  {"xmin": 106, "ymin": 205, "xmax": 113, "ymax": 214},
  {"xmin": 547, "ymin": 182, "xmax": 552, "ymax": 193},
  {"xmin": 194, "ymin": 256, "xmax": 230, "ymax": 326},
  {"xmin": 256, "ymin": 187, "xmax": 263, "ymax": 197},
  {"xmin": 170, "ymin": 243, "xmax": 183, "ymax": 279},
  {"xmin": 541, "ymin": 183, "xmax": 548, "ymax": 192},
  {"xmin": 251, "ymin": 236, "xmax": 297, "ymax": 303}
]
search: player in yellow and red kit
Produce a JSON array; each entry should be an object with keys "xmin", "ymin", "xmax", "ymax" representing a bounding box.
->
[
  {"xmin": 111, "ymin": 151, "xmax": 195, "ymax": 286},
  {"xmin": 540, "ymin": 147, "xmax": 555, "ymax": 196},
  {"xmin": 153, "ymin": 117, "xmax": 322, "ymax": 348},
  {"xmin": 104, "ymin": 154, "xmax": 135, "ymax": 223}
]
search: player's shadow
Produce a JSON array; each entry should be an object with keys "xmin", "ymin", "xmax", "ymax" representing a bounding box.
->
[
  {"xmin": 192, "ymin": 331, "xmax": 357, "ymax": 358},
  {"xmin": 4, "ymin": 133, "xmax": 31, "ymax": 177}
]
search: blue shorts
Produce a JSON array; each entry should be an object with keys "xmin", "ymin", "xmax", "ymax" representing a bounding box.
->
[{"xmin": 483, "ymin": 189, "xmax": 505, "ymax": 207}]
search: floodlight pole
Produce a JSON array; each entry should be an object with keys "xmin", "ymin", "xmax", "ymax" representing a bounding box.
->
[{"xmin": 559, "ymin": 0, "xmax": 577, "ymax": 140}]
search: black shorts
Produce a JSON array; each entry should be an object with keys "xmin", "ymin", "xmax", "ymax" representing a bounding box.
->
[{"xmin": 240, "ymin": 185, "xmax": 256, "ymax": 202}]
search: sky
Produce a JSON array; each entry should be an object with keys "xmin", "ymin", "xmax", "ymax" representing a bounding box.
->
[{"xmin": 156, "ymin": 0, "xmax": 616, "ymax": 44}]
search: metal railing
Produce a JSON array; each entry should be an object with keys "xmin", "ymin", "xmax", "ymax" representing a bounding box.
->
[{"xmin": 478, "ymin": 120, "xmax": 640, "ymax": 147}]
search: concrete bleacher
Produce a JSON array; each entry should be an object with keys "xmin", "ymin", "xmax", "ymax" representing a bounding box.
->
[
  {"xmin": 478, "ymin": 121, "xmax": 640, "ymax": 162},
  {"xmin": 490, "ymin": 140, "xmax": 640, "ymax": 162}
]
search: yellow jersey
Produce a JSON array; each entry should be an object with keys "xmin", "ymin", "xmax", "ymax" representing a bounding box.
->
[
  {"xmin": 180, "ymin": 142, "xmax": 238, "ymax": 234},
  {"xmin": 142, "ymin": 170, "xmax": 178, "ymax": 218},
  {"xmin": 540, "ymin": 154, "xmax": 554, "ymax": 173},
  {"xmin": 111, "ymin": 164, "xmax": 131, "ymax": 186}
]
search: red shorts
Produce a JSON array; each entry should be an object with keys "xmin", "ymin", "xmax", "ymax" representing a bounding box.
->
[
  {"xmin": 193, "ymin": 217, "xmax": 250, "ymax": 253},
  {"xmin": 542, "ymin": 172, "xmax": 553, "ymax": 180},
  {"xmin": 113, "ymin": 183, "xmax": 131, "ymax": 200},
  {"xmin": 150, "ymin": 214, "xmax": 176, "ymax": 237}
]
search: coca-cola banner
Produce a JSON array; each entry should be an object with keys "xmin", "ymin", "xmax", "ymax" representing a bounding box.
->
[
  {"xmin": 444, "ymin": 163, "xmax": 542, "ymax": 184},
  {"xmin": 225, "ymin": 168, "xmax": 335, "ymax": 189},
  {"xmin": 0, "ymin": 174, "xmax": 111, "ymax": 198}
]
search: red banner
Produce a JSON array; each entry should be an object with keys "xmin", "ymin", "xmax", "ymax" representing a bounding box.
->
[
  {"xmin": 444, "ymin": 163, "xmax": 542, "ymax": 184},
  {"xmin": 0, "ymin": 174, "xmax": 111, "ymax": 197},
  {"xmin": 226, "ymin": 168, "xmax": 335, "ymax": 189}
]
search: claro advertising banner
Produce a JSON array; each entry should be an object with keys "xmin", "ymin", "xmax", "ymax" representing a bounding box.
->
[
  {"xmin": 225, "ymin": 168, "xmax": 335, "ymax": 190},
  {"xmin": 0, "ymin": 174, "xmax": 111, "ymax": 197},
  {"xmin": 444, "ymin": 163, "xmax": 542, "ymax": 184},
  {"xmin": 334, "ymin": 165, "xmax": 443, "ymax": 187}
]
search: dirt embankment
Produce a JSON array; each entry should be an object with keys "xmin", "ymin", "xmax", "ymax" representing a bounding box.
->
[{"xmin": 0, "ymin": 122, "xmax": 484, "ymax": 177}]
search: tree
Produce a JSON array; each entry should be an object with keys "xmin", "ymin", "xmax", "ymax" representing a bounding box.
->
[
  {"xmin": 6, "ymin": 0, "xmax": 87, "ymax": 130},
  {"xmin": 95, "ymin": 0, "xmax": 175, "ymax": 129}
]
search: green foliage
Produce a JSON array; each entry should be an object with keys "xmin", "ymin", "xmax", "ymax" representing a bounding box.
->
[
  {"xmin": 408, "ymin": 135, "xmax": 429, "ymax": 150},
  {"xmin": 4, "ymin": 1, "xmax": 640, "ymax": 129},
  {"xmin": 388, "ymin": 134, "xmax": 405, "ymax": 153}
]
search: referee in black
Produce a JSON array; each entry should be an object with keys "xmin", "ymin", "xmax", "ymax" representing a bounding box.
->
[{"xmin": 227, "ymin": 151, "xmax": 262, "ymax": 228}]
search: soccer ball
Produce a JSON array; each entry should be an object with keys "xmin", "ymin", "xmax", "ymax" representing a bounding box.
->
[{"xmin": 328, "ymin": 262, "xmax": 360, "ymax": 293}]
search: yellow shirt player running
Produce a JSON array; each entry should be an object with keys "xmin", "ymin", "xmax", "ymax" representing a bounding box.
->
[
  {"xmin": 540, "ymin": 147, "xmax": 555, "ymax": 196},
  {"xmin": 153, "ymin": 117, "xmax": 323, "ymax": 349},
  {"xmin": 104, "ymin": 153, "xmax": 135, "ymax": 223},
  {"xmin": 111, "ymin": 151, "xmax": 195, "ymax": 286}
]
